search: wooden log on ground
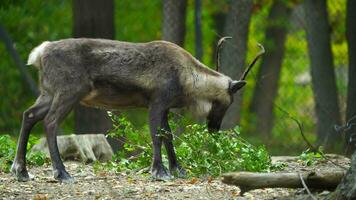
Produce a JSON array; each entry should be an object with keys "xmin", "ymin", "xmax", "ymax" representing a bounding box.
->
[{"xmin": 222, "ymin": 171, "xmax": 346, "ymax": 193}]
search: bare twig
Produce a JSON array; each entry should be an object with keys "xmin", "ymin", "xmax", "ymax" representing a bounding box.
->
[
  {"xmin": 274, "ymin": 104, "xmax": 317, "ymax": 151},
  {"xmin": 298, "ymin": 172, "xmax": 317, "ymax": 200},
  {"xmin": 274, "ymin": 104, "xmax": 348, "ymax": 170}
]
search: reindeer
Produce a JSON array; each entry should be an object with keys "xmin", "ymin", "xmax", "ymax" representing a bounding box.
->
[{"xmin": 11, "ymin": 37, "xmax": 264, "ymax": 182}]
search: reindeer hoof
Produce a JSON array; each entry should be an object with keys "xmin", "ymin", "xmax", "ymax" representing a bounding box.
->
[
  {"xmin": 11, "ymin": 162, "xmax": 34, "ymax": 182},
  {"xmin": 170, "ymin": 166, "xmax": 186, "ymax": 178},
  {"xmin": 14, "ymin": 171, "xmax": 34, "ymax": 182},
  {"xmin": 151, "ymin": 166, "xmax": 173, "ymax": 181},
  {"xmin": 53, "ymin": 169, "xmax": 74, "ymax": 183}
]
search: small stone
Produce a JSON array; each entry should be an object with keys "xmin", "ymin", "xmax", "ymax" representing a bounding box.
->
[
  {"xmin": 84, "ymin": 190, "xmax": 95, "ymax": 195},
  {"xmin": 319, "ymin": 190, "xmax": 330, "ymax": 196}
]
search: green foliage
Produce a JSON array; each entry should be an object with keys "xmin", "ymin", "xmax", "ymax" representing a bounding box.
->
[
  {"xmin": 99, "ymin": 114, "xmax": 280, "ymax": 177},
  {"xmin": 27, "ymin": 151, "xmax": 48, "ymax": 166},
  {"xmin": 0, "ymin": 0, "xmax": 349, "ymax": 155},
  {"xmin": 298, "ymin": 148, "xmax": 325, "ymax": 166},
  {"xmin": 105, "ymin": 112, "xmax": 152, "ymax": 171},
  {"xmin": 0, "ymin": 0, "xmax": 72, "ymax": 134},
  {"xmin": 27, "ymin": 135, "xmax": 49, "ymax": 166},
  {"xmin": 0, "ymin": 135, "xmax": 17, "ymax": 172},
  {"xmin": 116, "ymin": 0, "xmax": 161, "ymax": 42},
  {"xmin": 175, "ymin": 125, "xmax": 274, "ymax": 176},
  {"xmin": 0, "ymin": 134, "xmax": 48, "ymax": 172}
]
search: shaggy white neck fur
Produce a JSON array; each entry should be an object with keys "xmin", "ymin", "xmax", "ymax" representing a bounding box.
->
[
  {"xmin": 185, "ymin": 71, "xmax": 230, "ymax": 118},
  {"xmin": 189, "ymin": 72, "xmax": 230, "ymax": 99},
  {"xmin": 188, "ymin": 98, "xmax": 212, "ymax": 118}
]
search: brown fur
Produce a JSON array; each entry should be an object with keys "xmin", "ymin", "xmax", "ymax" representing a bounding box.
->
[
  {"xmin": 13, "ymin": 38, "xmax": 242, "ymax": 182},
  {"xmin": 33, "ymin": 38, "xmax": 232, "ymax": 114}
]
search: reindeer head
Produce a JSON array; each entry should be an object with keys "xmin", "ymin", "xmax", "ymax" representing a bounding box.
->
[{"xmin": 206, "ymin": 37, "xmax": 265, "ymax": 132}]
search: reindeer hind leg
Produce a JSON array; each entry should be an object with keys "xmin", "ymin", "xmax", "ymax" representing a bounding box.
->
[
  {"xmin": 12, "ymin": 92, "xmax": 52, "ymax": 181},
  {"xmin": 43, "ymin": 86, "xmax": 90, "ymax": 182}
]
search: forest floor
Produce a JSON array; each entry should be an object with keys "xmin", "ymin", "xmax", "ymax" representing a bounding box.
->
[{"xmin": 0, "ymin": 154, "xmax": 350, "ymax": 200}]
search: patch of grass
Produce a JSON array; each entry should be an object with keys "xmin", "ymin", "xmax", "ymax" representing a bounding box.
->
[
  {"xmin": 0, "ymin": 135, "xmax": 49, "ymax": 172},
  {"xmin": 99, "ymin": 113, "xmax": 283, "ymax": 177}
]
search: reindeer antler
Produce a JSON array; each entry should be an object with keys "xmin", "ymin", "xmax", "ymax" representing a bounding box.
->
[
  {"xmin": 239, "ymin": 43, "xmax": 265, "ymax": 80},
  {"xmin": 215, "ymin": 36, "xmax": 232, "ymax": 72}
]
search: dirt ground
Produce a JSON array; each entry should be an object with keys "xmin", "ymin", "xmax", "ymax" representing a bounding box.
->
[{"xmin": 0, "ymin": 154, "xmax": 350, "ymax": 200}]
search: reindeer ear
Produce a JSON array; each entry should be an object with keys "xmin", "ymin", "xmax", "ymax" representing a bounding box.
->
[{"xmin": 229, "ymin": 80, "xmax": 246, "ymax": 94}]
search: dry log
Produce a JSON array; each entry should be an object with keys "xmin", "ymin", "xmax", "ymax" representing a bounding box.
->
[
  {"xmin": 222, "ymin": 171, "xmax": 346, "ymax": 193},
  {"xmin": 31, "ymin": 134, "xmax": 113, "ymax": 163}
]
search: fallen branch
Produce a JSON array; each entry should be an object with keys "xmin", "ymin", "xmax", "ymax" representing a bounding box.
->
[
  {"xmin": 298, "ymin": 172, "xmax": 317, "ymax": 200},
  {"xmin": 222, "ymin": 171, "xmax": 346, "ymax": 194}
]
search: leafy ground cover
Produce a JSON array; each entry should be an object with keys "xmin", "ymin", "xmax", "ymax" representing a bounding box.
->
[
  {"xmin": 0, "ymin": 155, "xmax": 349, "ymax": 199},
  {"xmin": 0, "ymin": 135, "xmax": 48, "ymax": 172},
  {"xmin": 0, "ymin": 115, "xmax": 350, "ymax": 199},
  {"xmin": 0, "ymin": 114, "xmax": 328, "ymax": 179},
  {"xmin": 94, "ymin": 114, "xmax": 280, "ymax": 178}
]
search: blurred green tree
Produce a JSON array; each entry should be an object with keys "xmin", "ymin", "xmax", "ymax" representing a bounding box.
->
[
  {"xmin": 72, "ymin": 0, "xmax": 113, "ymax": 138},
  {"xmin": 250, "ymin": 0, "xmax": 292, "ymax": 138},
  {"xmin": 304, "ymin": 0, "xmax": 341, "ymax": 151},
  {"xmin": 162, "ymin": 0, "xmax": 187, "ymax": 46},
  {"xmin": 194, "ymin": 0, "xmax": 203, "ymax": 60},
  {"xmin": 345, "ymin": 0, "xmax": 356, "ymax": 155},
  {"xmin": 0, "ymin": 0, "xmax": 72, "ymax": 134},
  {"xmin": 220, "ymin": 0, "xmax": 253, "ymax": 129}
]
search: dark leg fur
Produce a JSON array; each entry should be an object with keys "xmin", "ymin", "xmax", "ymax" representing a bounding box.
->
[
  {"xmin": 161, "ymin": 112, "xmax": 186, "ymax": 177},
  {"xmin": 148, "ymin": 76, "xmax": 185, "ymax": 180},
  {"xmin": 12, "ymin": 94, "xmax": 52, "ymax": 181},
  {"xmin": 148, "ymin": 103, "xmax": 172, "ymax": 180},
  {"xmin": 43, "ymin": 90, "xmax": 88, "ymax": 183}
]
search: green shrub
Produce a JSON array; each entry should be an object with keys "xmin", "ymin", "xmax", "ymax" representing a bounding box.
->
[
  {"xmin": 175, "ymin": 124, "xmax": 273, "ymax": 176},
  {"xmin": 0, "ymin": 135, "xmax": 48, "ymax": 172},
  {"xmin": 101, "ymin": 113, "xmax": 280, "ymax": 177},
  {"xmin": 0, "ymin": 135, "xmax": 17, "ymax": 172},
  {"xmin": 27, "ymin": 151, "xmax": 49, "ymax": 166},
  {"xmin": 298, "ymin": 148, "xmax": 325, "ymax": 166}
]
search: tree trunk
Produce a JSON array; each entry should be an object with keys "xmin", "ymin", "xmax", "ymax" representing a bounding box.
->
[
  {"xmin": 194, "ymin": 0, "xmax": 203, "ymax": 60},
  {"xmin": 162, "ymin": 0, "xmax": 187, "ymax": 46},
  {"xmin": 304, "ymin": 0, "xmax": 341, "ymax": 150},
  {"xmin": 326, "ymin": 152, "xmax": 356, "ymax": 199},
  {"xmin": 73, "ymin": 0, "xmax": 115, "ymax": 39},
  {"xmin": 211, "ymin": 11, "xmax": 227, "ymax": 65},
  {"xmin": 72, "ymin": 0, "xmax": 114, "ymax": 148},
  {"xmin": 161, "ymin": 0, "xmax": 187, "ymax": 133},
  {"xmin": 345, "ymin": 0, "xmax": 356, "ymax": 155},
  {"xmin": 221, "ymin": 0, "xmax": 253, "ymax": 129},
  {"xmin": 249, "ymin": 1, "xmax": 292, "ymax": 138}
]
